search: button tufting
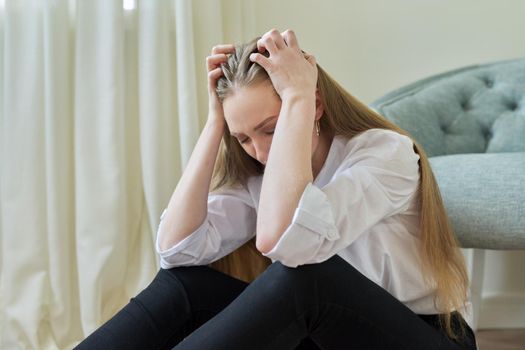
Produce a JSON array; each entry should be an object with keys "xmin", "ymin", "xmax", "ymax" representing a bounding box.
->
[
  {"xmin": 484, "ymin": 78, "xmax": 494, "ymax": 88},
  {"xmin": 508, "ymin": 101, "xmax": 518, "ymax": 111},
  {"xmin": 461, "ymin": 100, "xmax": 471, "ymax": 111}
]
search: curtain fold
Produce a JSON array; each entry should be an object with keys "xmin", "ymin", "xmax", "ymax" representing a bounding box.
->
[
  {"xmin": 0, "ymin": 0, "xmax": 242, "ymax": 348},
  {"xmin": 174, "ymin": 0, "xmax": 199, "ymax": 168},
  {"xmin": 138, "ymin": 0, "xmax": 181, "ymax": 238}
]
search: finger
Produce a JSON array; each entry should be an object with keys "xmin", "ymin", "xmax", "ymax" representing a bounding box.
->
[
  {"xmin": 257, "ymin": 36, "xmax": 278, "ymax": 55},
  {"xmin": 256, "ymin": 41, "xmax": 266, "ymax": 53},
  {"xmin": 306, "ymin": 53, "xmax": 317, "ymax": 66},
  {"xmin": 302, "ymin": 50, "xmax": 316, "ymax": 64},
  {"xmin": 211, "ymin": 44, "xmax": 235, "ymax": 55},
  {"xmin": 207, "ymin": 67, "xmax": 223, "ymax": 91},
  {"xmin": 249, "ymin": 52, "xmax": 272, "ymax": 72},
  {"xmin": 268, "ymin": 29, "xmax": 286, "ymax": 49},
  {"xmin": 206, "ymin": 53, "xmax": 228, "ymax": 71},
  {"xmin": 281, "ymin": 29, "xmax": 299, "ymax": 48},
  {"xmin": 257, "ymin": 29, "xmax": 284, "ymax": 52}
]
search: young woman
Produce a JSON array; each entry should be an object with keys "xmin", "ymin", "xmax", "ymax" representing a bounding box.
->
[{"xmin": 77, "ymin": 29, "xmax": 477, "ymax": 350}]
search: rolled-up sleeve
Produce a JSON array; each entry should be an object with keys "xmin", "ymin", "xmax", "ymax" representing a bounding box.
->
[
  {"xmin": 262, "ymin": 129, "xmax": 421, "ymax": 267},
  {"xmin": 156, "ymin": 185, "xmax": 257, "ymax": 269}
]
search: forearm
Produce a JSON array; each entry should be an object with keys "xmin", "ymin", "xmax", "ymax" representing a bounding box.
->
[
  {"xmin": 256, "ymin": 95, "xmax": 316, "ymax": 252},
  {"xmin": 158, "ymin": 120, "xmax": 224, "ymax": 251}
]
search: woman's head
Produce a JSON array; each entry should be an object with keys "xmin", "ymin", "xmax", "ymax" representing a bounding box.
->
[{"xmin": 215, "ymin": 39, "xmax": 326, "ymax": 173}]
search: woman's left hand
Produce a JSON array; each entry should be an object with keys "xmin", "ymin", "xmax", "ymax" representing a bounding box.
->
[{"xmin": 250, "ymin": 29, "xmax": 317, "ymax": 102}]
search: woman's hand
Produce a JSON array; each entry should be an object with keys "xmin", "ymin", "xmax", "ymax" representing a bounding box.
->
[
  {"xmin": 206, "ymin": 44, "xmax": 235, "ymax": 131},
  {"xmin": 249, "ymin": 29, "xmax": 317, "ymax": 102}
]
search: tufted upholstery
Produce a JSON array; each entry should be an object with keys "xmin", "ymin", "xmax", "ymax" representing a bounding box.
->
[{"xmin": 370, "ymin": 58, "xmax": 525, "ymax": 249}]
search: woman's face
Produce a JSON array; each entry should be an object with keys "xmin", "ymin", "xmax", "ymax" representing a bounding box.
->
[{"xmin": 222, "ymin": 82, "xmax": 282, "ymax": 165}]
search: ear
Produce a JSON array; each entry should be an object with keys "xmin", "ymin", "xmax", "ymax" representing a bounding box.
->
[{"xmin": 315, "ymin": 89, "xmax": 324, "ymax": 120}]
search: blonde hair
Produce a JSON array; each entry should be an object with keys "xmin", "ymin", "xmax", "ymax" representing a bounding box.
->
[{"xmin": 208, "ymin": 38, "xmax": 469, "ymax": 339}]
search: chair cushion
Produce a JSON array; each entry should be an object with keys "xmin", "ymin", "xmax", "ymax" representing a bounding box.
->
[
  {"xmin": 371, "ymin": 59, "xmax": 525, "ymax": 157},
  {"xmin": 429, "ymin": 152, "xmax": 525, "ymax": 249}
]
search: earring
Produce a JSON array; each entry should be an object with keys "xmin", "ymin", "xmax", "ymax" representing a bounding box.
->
[{"xmin": 315, "ymin": 120, "xmax": 320, "ymax": 136}]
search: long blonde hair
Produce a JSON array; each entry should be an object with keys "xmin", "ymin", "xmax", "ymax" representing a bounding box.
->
[{"xmin": 208, "ymin": 38, "xmax": 469, "ymax": 339}]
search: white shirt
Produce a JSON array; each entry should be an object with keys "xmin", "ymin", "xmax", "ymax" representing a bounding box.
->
[{"xmin": 155, "ymin": 128, "xmax": 472, "ymax": 322}]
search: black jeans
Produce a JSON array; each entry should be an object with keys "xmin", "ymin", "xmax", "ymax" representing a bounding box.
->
[{"xmin": 76, "ymin": 255, "xmax": 477, "ymax": 349}]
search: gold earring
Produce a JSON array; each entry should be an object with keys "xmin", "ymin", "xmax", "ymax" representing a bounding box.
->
[{"xmin": 315, "ymin": 120, "xmax": 320, "ymax": 136}]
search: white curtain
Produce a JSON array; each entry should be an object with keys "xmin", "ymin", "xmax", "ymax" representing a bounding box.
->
[{"xmin": 0, "ymin": 0, "xmax": 254, "ymax": 348}]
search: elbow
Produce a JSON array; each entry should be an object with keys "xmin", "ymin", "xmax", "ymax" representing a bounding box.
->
[
  {"xmin": 256, "ymin": 222, "xmax": 290, "ymax": 254},
  {"xmin": 157, "ymin": 230, "xmax": 175, "ymax": 253},
  {"xmin": 255, "ymin": 234, "xmax": 276, "ymax": 255}
]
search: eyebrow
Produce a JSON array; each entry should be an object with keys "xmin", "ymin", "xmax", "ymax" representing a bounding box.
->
[{"xmin": 230, "ymin": 116, "xmax": 277, "ymax": 137}]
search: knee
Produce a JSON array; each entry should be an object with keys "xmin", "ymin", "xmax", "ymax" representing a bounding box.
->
[
  {"xmin": 257, "ymin": 255, "xmax": 342, "ymax": 298},
  {"xmin": 263, "ymin": 260, "xmax": 314, "ymax": 287},
  {"xmin": 132, "ymin": 268, "xmax": 192, "ymax": 316},
  {"xmin": 144, "ymin": 265, "xmax": 211, "ymax": 299}
]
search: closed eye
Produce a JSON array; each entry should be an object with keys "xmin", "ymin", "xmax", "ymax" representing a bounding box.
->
[{"xmin": 238, "ymin": 130, "xmax": 274, "ymax": 144}]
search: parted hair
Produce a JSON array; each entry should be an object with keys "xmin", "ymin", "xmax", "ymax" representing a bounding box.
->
[{"xmin": 208, "ymin": 38, "xmax": 469, "ymax": 340}]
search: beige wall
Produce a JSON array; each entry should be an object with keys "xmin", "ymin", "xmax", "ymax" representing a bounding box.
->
[
  {"xmin": 248, "ymin": 0, "xmax": 525, "ymax": 103},
  {"xmin": 197, "ymin": 0, "xmax": 525, "ymax": 328}
]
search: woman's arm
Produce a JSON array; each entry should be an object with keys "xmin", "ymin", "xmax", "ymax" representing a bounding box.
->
[
  {"xmin": 157, "ymin": 120, "xmax": 223, "ymax": 251},
  {"xmin": 157, "ymin": 183, "xmax": 257, "ymax": 268},
  {"xmin": 158, "ymin": 45, "xmax": 233, "ymax": 251},
  {"xmin": 248, "ymin": 29, "xmax": 319, "ymax": 253},
  {"xmin": 261, "ymin": 129, "xmax": 421, "ymax": 267},
  {"xmin": 256, "ymin": 96, "xmax": 316, "ymax": 253}
]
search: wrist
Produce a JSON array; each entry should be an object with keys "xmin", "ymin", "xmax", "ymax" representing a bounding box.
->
[
  {"xmin": 281, "ymin": 92, "xmax": 315, "ymax": 116},
  {"xmin": 204, "ymin": 118, "xmax": 225, "ymax": 135},
  {"xmin": 280, "ymin": 89, "xmax": 315, "ymax": 104}
]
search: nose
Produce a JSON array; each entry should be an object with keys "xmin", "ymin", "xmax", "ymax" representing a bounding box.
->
[
  {"xmin": 255, "ymin": 149, "xmax": 267, "ymax": 165},
  {"xmin": 253, "ymin": 142, "xmax": 268, "ymax": 165}
]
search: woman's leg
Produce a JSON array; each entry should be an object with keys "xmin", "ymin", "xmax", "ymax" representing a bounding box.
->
[
  {"xmin": 75, "ymin": 265, "xmax": 248, "ymax": 349},
  {"xmin": 173, "ymin": 255, "xmax": 477, "ymax": 350}
]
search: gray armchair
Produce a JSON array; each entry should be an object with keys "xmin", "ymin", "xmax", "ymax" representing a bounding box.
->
[{"xmin": 370, "ymin": 58, "xmax": 525, "ymax": 329}]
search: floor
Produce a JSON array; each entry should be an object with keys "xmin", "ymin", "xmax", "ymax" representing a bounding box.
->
[{"xmin": 476, "ymin": 329, "xmax": 525, "ymax": 350}]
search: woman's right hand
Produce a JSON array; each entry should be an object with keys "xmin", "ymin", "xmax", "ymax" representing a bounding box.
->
[{"xmin": 206, "ymin": 44, "xmax": 235, "ymax": 130}]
